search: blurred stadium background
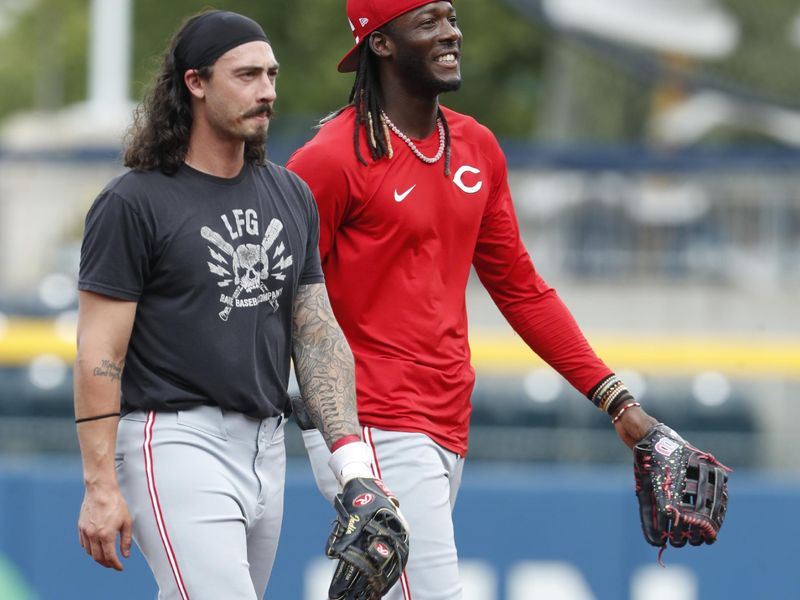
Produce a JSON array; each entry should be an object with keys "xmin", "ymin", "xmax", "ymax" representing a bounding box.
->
[{"xmin": 0, "ymin": 0, "xmax": 798, "ymax": 598}]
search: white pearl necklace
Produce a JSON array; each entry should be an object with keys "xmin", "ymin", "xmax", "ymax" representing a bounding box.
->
[{"xmin": 380, "ymin": 111, "xmax": 445, "ymax": 164}]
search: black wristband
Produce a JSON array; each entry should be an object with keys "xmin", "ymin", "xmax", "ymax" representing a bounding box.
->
[
  {"xmin": 605, "ymin": 388, "xmax": 635, "ymax": 417},
  {"xmin": 75, "ymin": 412, "xmax": 121, "ymax": 424}
]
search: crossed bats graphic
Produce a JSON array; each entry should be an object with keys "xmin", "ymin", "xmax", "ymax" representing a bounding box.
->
[{"xmin": 201, "ymin": 218, "xmax": 284, "ymax": 321}]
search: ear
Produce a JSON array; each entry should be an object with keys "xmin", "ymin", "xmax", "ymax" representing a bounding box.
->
[
  {"xmin": 183, "ymin": 69, "xmax": 206, "ymax": 99},
  {"xmin": 368, "ymin": 31, "xmax": 393, "ymax": 60}
]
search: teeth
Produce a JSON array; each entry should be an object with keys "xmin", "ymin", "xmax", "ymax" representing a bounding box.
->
[{"xmin": 435, "ymin": 54, "xmax": 456, "ymax": 63}]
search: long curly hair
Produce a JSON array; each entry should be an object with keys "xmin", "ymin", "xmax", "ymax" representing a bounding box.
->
[{"xmin": 123, "ymin": 12, "xmax": 266, "ymax": 174}]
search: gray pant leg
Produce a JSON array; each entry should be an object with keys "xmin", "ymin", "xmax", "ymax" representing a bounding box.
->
[
  {"xmin": 117, "ymin": 408, "xmax": 285, "ymax": 600},
  {"xmin": 248, "ymin": 419, "xmax": 286, "ymax": 598},
  {"xmin": 367, "ymin": 428, "xmax": 464, "ymax": 600},
  {"xmin": 301, "ymin": 428, "xmax": 339, "ymax": 502}
]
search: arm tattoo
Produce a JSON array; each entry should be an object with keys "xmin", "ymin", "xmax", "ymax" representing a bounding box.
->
[
  {"xmin": 92, "ymin": 359, "xmax": 123, "ymax": 382},
  {"xmin": 292, "ymin": 283, "xmax": 359, "ymax": 447}
]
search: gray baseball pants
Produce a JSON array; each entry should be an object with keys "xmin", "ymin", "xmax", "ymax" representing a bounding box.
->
[{"xmin": 115, "ymin": 405, "xmax": 286, "ymax": 599}]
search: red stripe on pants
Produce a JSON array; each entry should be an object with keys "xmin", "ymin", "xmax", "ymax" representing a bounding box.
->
[
  {"xmin": 143, "ymin": 411, "xmax": 190, "ymax": 600},
  {"xmin": 362, "ymin": 426, "xmax": 412, "ymax": 600}
]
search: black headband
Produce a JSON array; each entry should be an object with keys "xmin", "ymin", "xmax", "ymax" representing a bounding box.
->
[{"xmin": 174, "ymin": 10, "xmax": 269, "ymax": 71}]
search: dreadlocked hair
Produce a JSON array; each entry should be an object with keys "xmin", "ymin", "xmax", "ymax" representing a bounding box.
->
[{"xmin": 323, "ymin": 41, "xmax": 452, "ymax": 177}]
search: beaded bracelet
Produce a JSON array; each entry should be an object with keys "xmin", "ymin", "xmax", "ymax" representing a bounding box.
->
[
  {"xmin": 611, "ymin": 402, "xmax": 641, "ymax": 424},
  {"xmin": 600, "ymin": 385, "xmax": 628, "ymax": 413},
  {"xmin": 589, "ymin": 375, "xmax": 624, "ymax": 411},
  {"xmin": 589, "ymin": 375, "xmax": 616, "ymax": 408}
]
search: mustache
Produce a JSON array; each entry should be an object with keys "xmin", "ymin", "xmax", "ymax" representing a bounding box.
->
[{"xmin": 244, "ymin": 104, "xmax": 275, "ymax": 119}]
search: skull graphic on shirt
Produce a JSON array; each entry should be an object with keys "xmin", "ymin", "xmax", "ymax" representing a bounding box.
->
[
  {"xmin": 200, "ymin": 216, "xmax": 293, "ymax": 321},
  {"xmin": 233, "ymin": 243, "xmax": 269, "ymax": 292}
]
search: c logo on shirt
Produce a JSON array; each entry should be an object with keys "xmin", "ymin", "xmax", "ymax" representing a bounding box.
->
[{"xmin": 453, "ymin": 165, "xmax": 483, "ymax": 195}]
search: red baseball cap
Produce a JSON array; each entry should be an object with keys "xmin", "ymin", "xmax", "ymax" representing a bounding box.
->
[{"xmin": 337, "ymin": 0, "xmax": 453, "ymax": 72}]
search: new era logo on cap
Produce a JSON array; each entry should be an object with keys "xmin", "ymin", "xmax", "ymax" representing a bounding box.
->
[{"xmin": 338, "ymin": 0, "xmax": 453, "ymax": 72}]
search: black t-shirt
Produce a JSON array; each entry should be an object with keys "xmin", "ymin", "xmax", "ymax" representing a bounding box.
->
[{"xmin": 79, "ymin": 162, "xmax": 324, "ymax": 417}]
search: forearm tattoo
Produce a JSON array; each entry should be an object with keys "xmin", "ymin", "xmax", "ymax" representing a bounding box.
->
[
  {"xmin": 292, "ymin": 283, "xmax": 359, "ymax": 447},
  {"xmin": 92, "ymin": 359, "xmax": 123, "ymax": 382}
]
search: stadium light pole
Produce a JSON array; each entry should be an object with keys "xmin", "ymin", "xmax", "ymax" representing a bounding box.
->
[{"xmin": 87, "ymin": 0, "xmax": 132, "ymax": 117}]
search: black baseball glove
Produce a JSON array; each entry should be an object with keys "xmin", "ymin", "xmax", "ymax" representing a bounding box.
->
[
  {"xmin": 326, "ymin": 477, "xmax": 410, "ymax": 600},
  {"xmin": 634, "ymin": 423, "xmax": 731, "ymax": 563}
]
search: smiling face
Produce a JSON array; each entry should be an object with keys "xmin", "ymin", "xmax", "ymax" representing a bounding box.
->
[
  {"xmin": 199, "ymin": 40, "xmax": 280, "ymax": 143},
  {"xmin": 379, "ymin": 1, "xmax": 462, "ymax": 96}
]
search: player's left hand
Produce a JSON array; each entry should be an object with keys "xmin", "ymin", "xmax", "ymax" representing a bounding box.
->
[
  {"xmin": 632, "ymin": 423, "xmax": 731, "ymax": 563},
  {"xmin": 614, "ymin": 405, "xmax": 657, "ymax": 448},
  {"xmin": 326, "ymin": 477, "xmax": 409, "ymax": 600}
]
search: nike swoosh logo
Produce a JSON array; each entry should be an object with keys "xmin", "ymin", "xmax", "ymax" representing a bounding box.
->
[{"xmin": 394, "ymin": 185, "xmax": 416, "ymax": 202}]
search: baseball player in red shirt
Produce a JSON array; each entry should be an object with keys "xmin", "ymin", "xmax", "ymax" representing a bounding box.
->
[{"xmin": 287, "ymin": 1, "xmax": 660, "ymax": 598}]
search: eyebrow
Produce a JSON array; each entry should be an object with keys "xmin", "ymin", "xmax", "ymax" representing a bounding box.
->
[
  {"xmin": 414, "ymin": 5, "xmax": 455, "ymax": 19},
  {"xmin": 233, "ymin": 62, "xmax": 280, "ymax": 74}
]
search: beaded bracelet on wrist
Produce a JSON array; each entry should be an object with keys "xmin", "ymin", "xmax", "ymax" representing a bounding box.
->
[
  {"xmin": 612, "ymin": 401, "xmax": 641, "ymax": 424},
  {"xmin": 588, "ymin": 374, "xmax": 637, "ymax": 416},
  {"xmin": 600, "ymin": 384, "xmax": 626, "ymax": 412},
  {"xmin": 589, "ymin": 375, "xmax": 623, "ymax": 410}
]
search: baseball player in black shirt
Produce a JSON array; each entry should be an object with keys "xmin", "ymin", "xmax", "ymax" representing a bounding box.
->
[{"xmin": 74, "ymin": 10, "xmax": 401, "ymax": 599}]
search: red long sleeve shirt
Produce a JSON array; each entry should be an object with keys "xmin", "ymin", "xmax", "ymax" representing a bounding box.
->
[{"xmin": 287, "ymin": 106, "xmax": 611, "ymax": 455}]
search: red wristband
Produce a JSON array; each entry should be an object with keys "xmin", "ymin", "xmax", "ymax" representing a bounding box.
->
[{"xmin": 330, "ymin": 434, "xmax": 361, "ymax": 453}]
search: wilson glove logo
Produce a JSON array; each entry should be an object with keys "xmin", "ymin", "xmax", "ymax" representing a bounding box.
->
[{"xmin": 655, "ymin": 437, "xmax": 680, "ymax": 457}]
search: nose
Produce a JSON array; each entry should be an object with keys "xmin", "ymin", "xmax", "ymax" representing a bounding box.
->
[
  {"xmin": 259, "ymin": 73, "xmax": 277, "ymax": 104},
  {"xmin": 440, "ymin": 18, "xmax": 461, "ymax": 44}
]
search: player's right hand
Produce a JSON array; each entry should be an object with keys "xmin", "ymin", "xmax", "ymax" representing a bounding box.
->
[{"xmin": 78, "ymin": 483, "xmax": 133, "ymax": 571}]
